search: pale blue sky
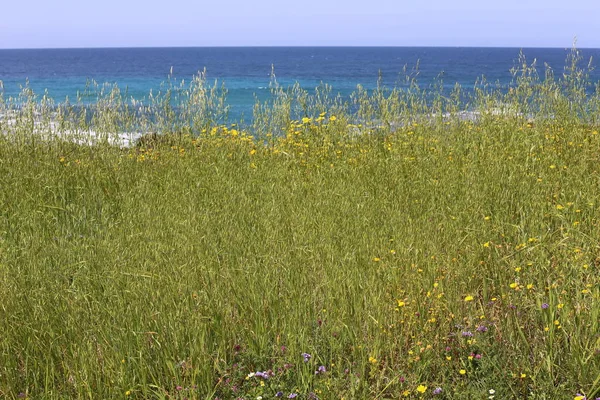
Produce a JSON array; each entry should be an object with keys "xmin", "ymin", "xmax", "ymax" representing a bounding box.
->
[{"xmin": 1, "ymin": 0, "xmax": 598, "ymax": 48}]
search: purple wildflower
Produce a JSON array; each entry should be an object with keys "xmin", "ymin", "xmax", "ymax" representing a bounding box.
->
[
  {"xmin": 476, "ymin": 325, "xmax": 488, "ymax": 333},
  {"xmin": 288, "ymin": 394, "xmax": 298, "ymax": 399},
  {"xmin": 433, "ymin": 387, "xmax": 443, "ymax": 395},
  {"xmin": 541, "ymin": 303, "xmax": 549, "ymax": 309},
  {"xmin": 315, "ymin": 365, "xmax": 327, "ymax": 375},
  {"xmin": 301, "ymin": 352, "xmax": 311, "ymax": 362},
  {"xmin": 462, "ymin": 331, "xmax": 474, "ymax": 337},
  {"xmin": 275, "ymin": 392, "xmax": 284, "ymax": 398},
  {"xmin": 254, "ymin": 371, "xmax": 269, "ymax": 379}
]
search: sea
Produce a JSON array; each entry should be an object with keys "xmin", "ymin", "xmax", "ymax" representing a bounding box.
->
[{"xmin": 1, "ymin": 47, "xmax": 600, "ymax": 120}]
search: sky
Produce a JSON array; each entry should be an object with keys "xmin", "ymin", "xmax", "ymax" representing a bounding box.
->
[{"xmin": 0, "ymin": 0, "xmax": 598, "ymax": 49}]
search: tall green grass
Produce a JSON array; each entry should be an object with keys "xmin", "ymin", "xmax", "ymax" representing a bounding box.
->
[{"xmin": 0, "ymin": 48, "xmax": 599, "ymax": 399}]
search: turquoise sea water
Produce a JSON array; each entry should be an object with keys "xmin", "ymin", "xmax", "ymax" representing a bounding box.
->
[{"xmin": 1, "ymin": 47, "xmax": 600, "ymax": 119}]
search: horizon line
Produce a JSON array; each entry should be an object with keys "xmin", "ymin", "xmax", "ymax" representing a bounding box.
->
[{"xmin": 1, "ymin": 44, "xmax": 598, "ymax": 51}]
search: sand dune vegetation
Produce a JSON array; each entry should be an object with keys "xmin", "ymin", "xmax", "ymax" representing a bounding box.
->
[{"xmin": 1, "ymin": 49, "xmax": 599, "ymax": 399}]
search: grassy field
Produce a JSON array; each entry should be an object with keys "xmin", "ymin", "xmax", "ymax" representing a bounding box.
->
[{"xmin": 1, "ymin": 50, "xmax": 600, "ymax": 399}]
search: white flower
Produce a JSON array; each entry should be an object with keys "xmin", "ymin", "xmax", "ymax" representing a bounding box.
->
[{"xmin": 489, "ymin": 389, "xmax": 496, "ymax": 395}]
